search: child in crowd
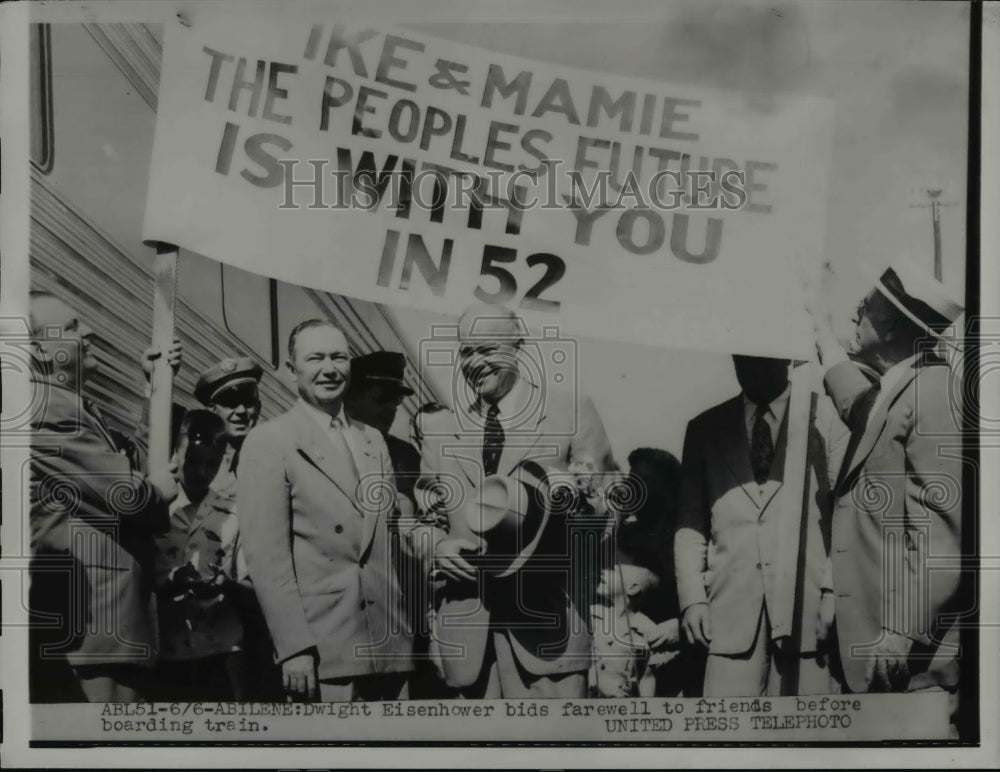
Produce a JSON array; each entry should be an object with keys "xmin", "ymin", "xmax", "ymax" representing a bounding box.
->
[{"xmin": 153, "ymin": 409, "xmax": 249, "ymax": 701}]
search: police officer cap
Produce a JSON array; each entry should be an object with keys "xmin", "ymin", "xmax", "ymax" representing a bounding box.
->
[{"xmin": 195, "ymin": 356, "xmax": 263, "ymax": 405}]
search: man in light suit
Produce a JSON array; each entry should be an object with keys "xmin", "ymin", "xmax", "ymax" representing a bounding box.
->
[
  {"xmin": 811, "ymin": 261, "xmax": 964, "ymax": 704},
  {"xmin": 407, "ymin": 303, "xmax": 616, "ymax": 698},
  {"xmin": 675, "ymin": 355, "xmax": 848, "ymax": 697},
  {"xmin": 238, "ymin": 320, "xmax": 413, "ymax": 701},
  {"xmin": 28, "ymin": 292, "xmax": 178, "ymax": 702}
]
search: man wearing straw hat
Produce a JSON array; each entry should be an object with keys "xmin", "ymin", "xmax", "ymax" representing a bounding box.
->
[
  {"xmin": 810, "ymin": 259, "xmax": 964, "ymax": 707},
  {"xmin": 407, "ymin": 303, "xmax": 616, "ymax": 698}
]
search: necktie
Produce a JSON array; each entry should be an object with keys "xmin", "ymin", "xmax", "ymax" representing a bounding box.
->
[
  {"xmin": 482, "ymin": 403, "xmax": 504, "ymax": 477},
  {"xmin": 750, "ymin": 403, "xmax": 774, "ymax": 485},
  {"xmin": 330, "ymin": 414, "xmax": 359, "ymax": 473}
]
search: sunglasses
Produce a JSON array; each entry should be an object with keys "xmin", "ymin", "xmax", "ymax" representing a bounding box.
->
[{"xmin": 212, "ymin": 387, "xmax": 259, "ymax": 409}]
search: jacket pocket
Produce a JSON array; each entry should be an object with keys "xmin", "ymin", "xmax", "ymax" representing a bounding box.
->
[{"xmin": 298, "ymin": 569, "xmax": 353, "ymax": 597}]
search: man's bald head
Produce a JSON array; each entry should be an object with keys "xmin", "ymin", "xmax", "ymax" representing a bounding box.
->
[{"xmin": 458, "ymin": 302, "xmax": 524, "ymax": 342}]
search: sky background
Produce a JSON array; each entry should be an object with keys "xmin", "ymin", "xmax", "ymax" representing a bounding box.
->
[
  {"xmin": 394, "ymin": 0, "xmax": 971, "ymax": 460},
  {"xmin": 38, "ymin": 0, "xmax": 971, "ymax": 463}
]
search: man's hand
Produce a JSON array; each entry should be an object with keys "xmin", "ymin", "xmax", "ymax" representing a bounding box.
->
[
  {"xmin": 142, "ymin": 338, "xmax": 183, "ymax": 381},
  {"xmin": 167, "ymin": 562, "xmax": 201, "ymax": 592},
  {"xmin": 645, "ymin": 618, "xmax": 681, "ymax": 651},
  {"xmin": 803, "ymin": 289, "xmax": 845, "ymax": 366},
  {"xmin": 865, "ymin": 630, "xmax": 913, "ymax": 692},
  {"xmin": 433, "ymin": 536, "xmax": 486, "ymax": 582},
  {"xmin": 149, "ymin": 461, "xmax": 179, "ymax": 503},
  {"xmin": 681, "ymin": 603, "xmax": 712, "ymax": 648},
  {"xmin": 815, "ymin": 589, "xmax": 836, "ymax": 666},
  {"xmin": 282, "ymin": 651, "xmax": 318, "ymax": 699}
]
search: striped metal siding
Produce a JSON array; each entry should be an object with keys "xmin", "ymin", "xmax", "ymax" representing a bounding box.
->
[
  {"xmin": 30, "ymin": 168, "xmax": 436, "ymax": 444},
  {"xmin": 29, "ymin": 169, "xmax": 296, "ymax": 436}
]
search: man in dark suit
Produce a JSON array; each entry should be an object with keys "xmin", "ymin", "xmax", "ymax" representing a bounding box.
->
[
  {"xmin": 811, "ymin": 261, "xmax": 964, "ymax": 704},
  {"xmin": 675, "ymin": 355, "xmax": 847, "ymax": 696},
  {"xmin": 238, "ymin": 320, "xmax": 413, "ymax": 701},
  {"xmin": 344, "ymin": 351, "xmax": 420, "ymax": 512},
  {"xmin": 407, "ymin": 302, "xmax": 616, "ymax": 698},
  {"xmin": 28, "ymin": 291, "xmax": 178, "ymax": 702},
  {"xmin": 345, "ymin": 351, "xmax": 450, "ymax": 697}
]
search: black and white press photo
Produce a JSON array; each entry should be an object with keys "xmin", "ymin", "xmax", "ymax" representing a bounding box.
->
[{"xmin": 0, "ymin": 0, "xmax": 993, "ymax": 765}]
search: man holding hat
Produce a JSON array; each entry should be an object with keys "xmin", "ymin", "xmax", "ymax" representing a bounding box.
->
[
  {"xmin": 810, "ymin": 259, "xmax": 964, "ymax": 707},
  {"xmin": 344, "ymin": 351, "xmax": 420, "ymax": 511},
  {"xmin": 407, "ymin": 302, "xmax": 616, "ymax": 698},
  {"xmin": 194, "ymin": 356, "xmax": 263, "ymax": 494}
]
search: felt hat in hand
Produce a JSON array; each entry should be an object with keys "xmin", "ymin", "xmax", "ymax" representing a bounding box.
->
[{"xmin": 465, "ymin": 460, "xmax": 553, "ymax": 578}]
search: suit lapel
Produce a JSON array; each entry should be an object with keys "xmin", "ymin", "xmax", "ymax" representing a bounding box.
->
[
  {"xmin": 351, "ymin": 419, "xmax": 384, "ymax": 559},
  {"xmin": 83, "ymin": 399, "xmax": 119, "ymax": 452},
  {"xmin": 837, "ymin": 366, "xmax": 918, "ymax": 491},
  {"xmin": 718, "ymin": 397, "xmax": 761, "ymax": 509},
  {"xmin": 291, "ymin": 403, "xmax": 363, "ymax": 517},
  {"xmin": 497, "ymin": 410, "xmax": 549, "ymax": 476}
]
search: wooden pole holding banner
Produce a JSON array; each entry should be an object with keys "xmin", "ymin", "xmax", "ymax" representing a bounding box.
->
[
  {"xmin": 147, "ymin": 242, "xmax": 178, "ymax": 473},
  {"xmin": 776, "ymin": 362, "xmax": 820, "ymax": 696}
]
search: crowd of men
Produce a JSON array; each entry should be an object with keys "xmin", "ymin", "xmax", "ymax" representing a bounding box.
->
[{"xmin": 26, "ymin": 257, "xmax": 966, "ymax": 732}]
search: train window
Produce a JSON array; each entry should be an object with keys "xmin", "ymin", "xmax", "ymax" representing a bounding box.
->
[
  {"xmin": 30, "ymin": 24, "xmax": 55, "ymax": 173},
  {"xmin": 220, "ymin": 263, "xmax": 280, "ymax": 367}
]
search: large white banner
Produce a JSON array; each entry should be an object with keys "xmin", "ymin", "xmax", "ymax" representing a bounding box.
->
[{"xmin": 143, "ymin": 17, "xmax": 833, "ymax": 357}]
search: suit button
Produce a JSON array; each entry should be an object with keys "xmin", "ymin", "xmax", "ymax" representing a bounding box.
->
[
  {"xmin": 335, "ymin": 524, "xmax": 344, "ymax": 534},
  {"xmin": 756, "ymin": 563, "xmax": 762, "ymax": 570},
  {"xmin": 360, "ymin": 600, "xmax": 367, "ymax": 610}
]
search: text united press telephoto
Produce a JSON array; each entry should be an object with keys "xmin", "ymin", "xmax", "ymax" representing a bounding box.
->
[{"xmin": 1, "ymin": 0, "xmax": 985, "ymax": 756}]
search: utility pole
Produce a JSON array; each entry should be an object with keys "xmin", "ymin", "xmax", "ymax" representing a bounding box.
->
[
  {"xmin": 911, "ymin": 189, "xmax": 956, "ymax": 281},
  {"xmin": 929, "ymin": 189, "xmax": 943, "ymax": 281}
]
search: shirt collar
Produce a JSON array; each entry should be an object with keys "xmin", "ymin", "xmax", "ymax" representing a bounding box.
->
[
  {"xmin": 742, "ymin": 383, "xmax": 791, "ymax": 422},
  {"xmin": 878, "ymin": 354, "xmax": 919, "ymax": 396},
  {"xmin": 474, "ymin": 373, "xmax": 535, "ymax": 418},
  {"xmin": 297, "ymin": 398, "xmax": 348, "ymax": 429}
]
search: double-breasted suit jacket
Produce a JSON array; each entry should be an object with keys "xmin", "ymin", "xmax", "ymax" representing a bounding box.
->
[
  {"xmin": 824, "ymin": 355, "xmax": 962, "ymax": 693},
  {"xmin": 238, "ymin": 401, "xmax": 412, "ymax": 681}
]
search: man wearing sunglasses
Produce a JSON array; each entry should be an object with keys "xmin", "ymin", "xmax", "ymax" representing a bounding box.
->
[
  {"xmin": 194, "ymin": 356, "xmax": 263, "ymax": 494},
  {"xmin": 193, "ymin": 355, "xmax": 283, "ymax": 700}
]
